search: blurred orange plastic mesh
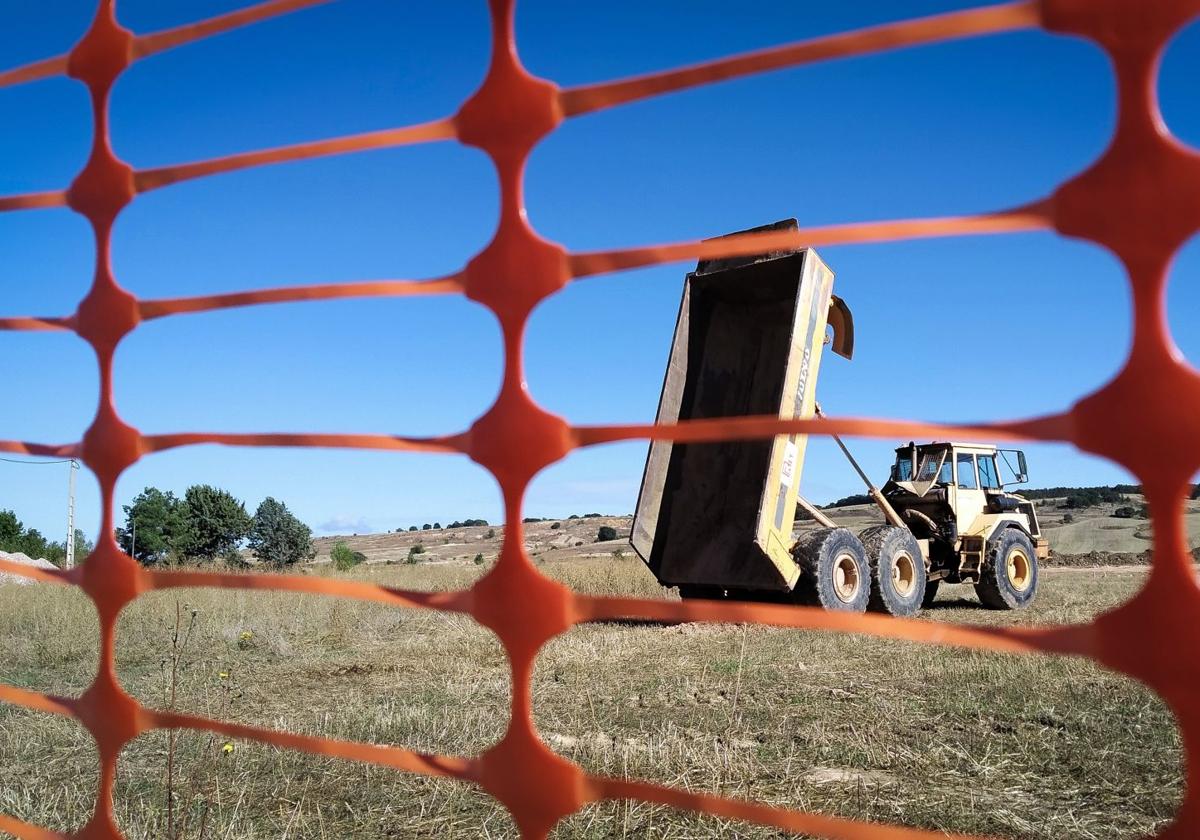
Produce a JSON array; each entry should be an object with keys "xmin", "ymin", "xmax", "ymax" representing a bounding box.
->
[{"xmin": 2, "ymin": 0, "xmax": 1200, "ymax": 838}]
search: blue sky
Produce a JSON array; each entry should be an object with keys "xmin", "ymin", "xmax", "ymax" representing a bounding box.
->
[{"xmin": 1, "ymin": 1, "xmax": 1197, "ymax": 542}]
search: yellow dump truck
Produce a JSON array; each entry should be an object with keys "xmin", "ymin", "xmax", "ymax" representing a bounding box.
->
[{"xmin": 631, "ymin": 220, "xmax": 1046, "ymax": 615}]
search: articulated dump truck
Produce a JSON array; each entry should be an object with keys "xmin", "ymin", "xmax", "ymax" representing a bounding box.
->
[{"xmin": 631, "ymin": 219, "xmax": 1048, "ymax": 616}]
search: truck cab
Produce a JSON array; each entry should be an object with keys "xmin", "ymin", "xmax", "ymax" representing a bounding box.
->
[{"xmin": 884, "ymin": 442, "xmax": 1047, "ymax": 595}]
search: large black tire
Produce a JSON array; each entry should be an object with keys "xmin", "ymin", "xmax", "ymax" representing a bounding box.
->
[
  {"xmin": 861, "ymin": 525, "xmax": 927, "ymax": 617},
  {"xmin": 975, "ymin": 528, "xmax": 1039, "ymax": 610},
  {"xmin": 791, "ymin": 528, "xmax": 870, "ymax": 612}
]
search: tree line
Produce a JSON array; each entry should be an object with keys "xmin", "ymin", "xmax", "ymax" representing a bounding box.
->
[
  {"xmin": 117, "ymin": 485, "xmax": 314, "ymax": 567},
  {"xmin": 0, "ymin": 510, "xmax": 92, "ymax": 567}
]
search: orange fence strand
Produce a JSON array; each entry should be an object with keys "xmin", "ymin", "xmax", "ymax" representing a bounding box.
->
[{"xmin": 1, "ymin": 0, "xmax": 1199, "ymax": 838}]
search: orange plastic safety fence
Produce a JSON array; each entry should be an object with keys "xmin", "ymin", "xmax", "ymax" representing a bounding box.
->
[{"xmin": 0, "ymin": 0, "xmax": 1198, "ymax": 838}]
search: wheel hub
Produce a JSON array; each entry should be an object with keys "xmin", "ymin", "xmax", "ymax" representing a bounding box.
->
[
  {"xmin": 833, "ymin": 553, "xmax": 860, "ymax": 602},
  {"xmin": 892, "ymin": 551, "xmax": 916, "ymax": 597},
  {"xmin": 1007, "ymin": 548, "xmax": 1032, "ymax": 591}
]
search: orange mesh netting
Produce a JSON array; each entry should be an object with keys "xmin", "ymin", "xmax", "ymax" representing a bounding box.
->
[{"xmin": 1, "ymin": 0, "xmax": 1199, "ymax": 837}]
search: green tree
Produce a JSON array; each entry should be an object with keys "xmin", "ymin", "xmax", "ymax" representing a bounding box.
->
[
  {"xmin": 331, "ymin": 541, "xmax": 366, "ymax": 571},
  {"xmin": 179, "ymin": 485, "xmax": 251, "ymax": 561},
  {"xmin": 0, "ymin": 510, "xmax": 21, "ymax": 547},
  {"xmin": 247, "ymin": 498, "xmax": 314, "ymax": 567},
  {"xmin": 116, "ymin": 488, "xmax": 189, "ymax": 565},
  {"xmin": 596, "ymin": 525, "xmax": 618, "ymax": 542},
  {"xmin": 0, "ymin": 511, "xmax": 93, "ymax": 568}
]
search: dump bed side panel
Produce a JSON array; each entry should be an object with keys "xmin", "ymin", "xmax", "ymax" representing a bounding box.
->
[
  {"xmin": 754, "ymin": 251, "xmax": 835, "ymax": 582},
  {"xmin": 630, "ymin": 284, "xmax": 690, "ymax": 564}
]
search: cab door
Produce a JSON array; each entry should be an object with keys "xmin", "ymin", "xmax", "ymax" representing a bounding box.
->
[{"xmin": 954, "ymin": 451, "xmax": 987, "ymax": 536}]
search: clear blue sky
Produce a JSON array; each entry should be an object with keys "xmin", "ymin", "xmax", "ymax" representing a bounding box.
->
[{"xmin": 1, "ymin": 1, "xmax": 1197, "ymax": 543}]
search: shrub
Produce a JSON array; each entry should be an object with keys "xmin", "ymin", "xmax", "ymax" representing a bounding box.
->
[
  {"xmin": 422, "ymin": 524, "xmax": 431, "ymax": 531},
  {"xmin": 408, "ymin": 526, "xmax": 418, "ymax": 532},
  {"xmin": 1112, "ymin": 506, "xmax": 1138, "ymax": 519},
  {"xmin": 1062, "ymin": 513, "xmax": 1075, "ymax": 524},
  {"xmin": 433, "ymin": 522, "xmax": 442, "ymax": 529},
  {"xmin": 485, "ymin": 528, "xmax": 496, "ymax": 540},
  {"xmin": 584, "ymin": 513, "xmax": 602, "ymax": 519},
  {"xmin": 331, "ymin": 541, "xmax": 366, "ymax": 572},
  {"xmin": 596, "ymin": 525, "xmax": 618, "ymax": 542},
  {"xmin": 550, "ymin": 522, "xmax": 561, "ymax": 530},
  {"xmin": 473, "ymin": 553, "xmax": 484, "ymax": 565},
  {"xmin": 406, "ymin": 544, "xmax": 424, "ymax": 564}
]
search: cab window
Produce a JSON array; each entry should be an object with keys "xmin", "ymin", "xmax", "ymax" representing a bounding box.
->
[
  {"xmin": 937, "ymin": 457, "xmax": 953, "ymax": 484},
  {"xmin": 978, "ymin": 455, "xmax": 1000, "ymax": 489},
  {"xmin": 893, "ymin": 457, "xmax": 913, "ymax": 481},
  {"xmin": 956, "ymin": 453, "xmax": 978, "ymax": 489}
]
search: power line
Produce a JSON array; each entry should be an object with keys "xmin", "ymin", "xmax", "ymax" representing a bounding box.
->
[{"xmin": 0, "ymin": 456, "xmax": 76, "ymax": 465}]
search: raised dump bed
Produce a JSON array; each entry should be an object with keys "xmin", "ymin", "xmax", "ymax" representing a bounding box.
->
[{"xmin": 630, "ymin": 219, "xmax": 853, "ymax": 596}]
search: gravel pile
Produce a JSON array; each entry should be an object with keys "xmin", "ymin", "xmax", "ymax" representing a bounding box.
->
[{"xmin": 0, "ymin": 550, "xmax": 58, "ymax": 585}]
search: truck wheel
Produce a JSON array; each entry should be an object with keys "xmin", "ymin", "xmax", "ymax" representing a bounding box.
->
[
  {"xmin": 791, "ymin": 528, "xmax": 870, "ymax": 612},
  {"xmin": 922, "ymin": 581, "xmax": 941, "ymax": 608},
  {"xmin": 975, "ymin": 528, "xmax": 1038, "ymax": 610},
  {"xmin": 860, "ymin": 525, "xmax": 927, "ymax": 617}
]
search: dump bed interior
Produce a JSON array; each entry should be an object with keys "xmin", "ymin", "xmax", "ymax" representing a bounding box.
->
[{"xmin": 631, "ymin": 220, "xmax": 848, "ymax": 592}]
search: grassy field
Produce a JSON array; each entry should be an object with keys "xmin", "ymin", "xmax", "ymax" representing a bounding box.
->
[{"xmin": 0, "ymin": 557, "xmax": 1183, "ymax": 839}]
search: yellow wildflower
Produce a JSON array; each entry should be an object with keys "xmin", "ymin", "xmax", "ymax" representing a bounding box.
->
[{"xmin": 222, "ymin": 742, "xmax": 234, "ymax": 755}]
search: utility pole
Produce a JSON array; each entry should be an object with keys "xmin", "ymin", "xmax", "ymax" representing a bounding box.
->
[{"xmin": 65, "ymin": 459, "xmax": 79, "ymax": 569}]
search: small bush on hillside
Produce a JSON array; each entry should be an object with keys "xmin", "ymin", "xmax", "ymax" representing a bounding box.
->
[
  {"xmin": 406, "ymin": 544, "xmax": 424, "ymax": 564},
  {"xmin": 826, "ymin": 494, "xmax": 872, "ymax": 509},
  {"xmin": 596, "ymin": 525, "xmax": 618, "ymax": 542},
  {"xmin": 473, "ymin": 553, "xmax": 484, "ymax": 565},
  {"xmin": 1062, "ymin": 488, "xmax": 1128, "ymax": 509},
  {"xmin": 584, "ymin": 513, "xmax": 602, "ymax": 519},
  {"xmin": 422, "ymin": 524, "xmax": 431, "ymax": 531},
  {"xmin": 1062, "ymin": 513, "xmax": 1075, "ymax": 524},
  {"xmin": 331, "ymin": 541, "xmax": 366, "ymax": 572},
  {"xmin": 550, "ymin": 522, "xmax": 561, "ymax": 529},
  {"xmin": 433, "ymin": 522, "xmax": 442, "ymax": 529},
  {"xmin": 1112, "ymin": 506, "xmax": 1146, "ymax": 519},
  {"xmin": 485, "ymin": 528, "xmax": 496, "ymax": 540},
  {"xmin": 408, "ymin": 526, "xmax": 418, "ymax": 532}
]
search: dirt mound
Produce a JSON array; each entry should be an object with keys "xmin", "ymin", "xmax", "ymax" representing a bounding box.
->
[
  {"xmin": 1046, "ymin": 550, "xmax": 1151, "ymax": 567},
  {"xmin": 1046, "ymin": 547, "xmax": 1200, "ymax": 566},
  {"xmin": 0, "ymin": 550, "xmax": 59, "ymax": 585}
]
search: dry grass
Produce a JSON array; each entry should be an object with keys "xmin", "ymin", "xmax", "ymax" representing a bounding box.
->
[{"xmin": 0, "ymin": 560, "xmax": 1183, "ymax": 839}]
